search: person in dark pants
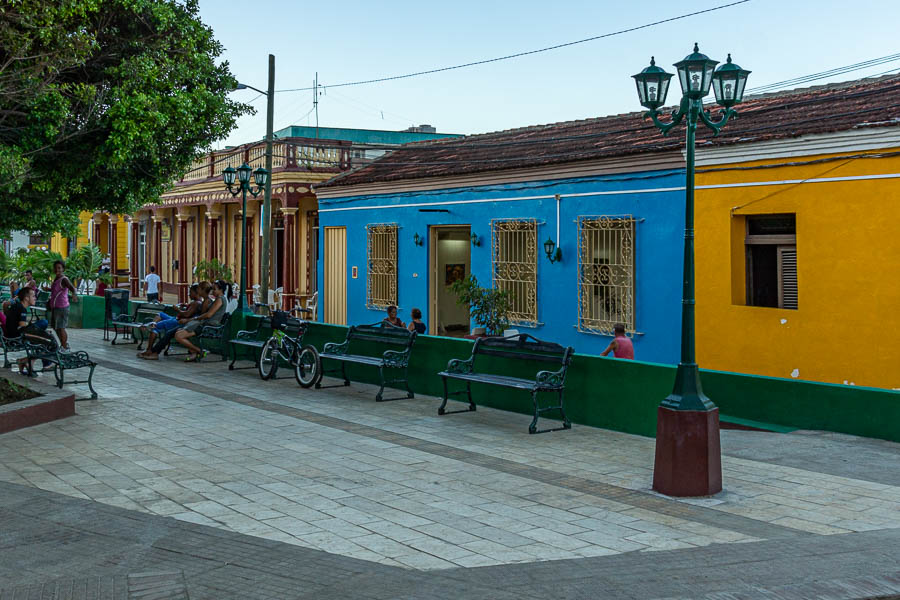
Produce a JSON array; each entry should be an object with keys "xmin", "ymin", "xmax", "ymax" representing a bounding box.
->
[{"xmin": 144, "ymin": 265, "xmax": 161, "ymax": 302}]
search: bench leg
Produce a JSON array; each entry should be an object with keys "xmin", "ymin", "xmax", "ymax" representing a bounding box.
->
[
  {"xmin": 375, "ymin": 366, "xmax": 386, "ymax": 402},
  {"xmin": 111, "ymin": 325, "xmax": 119, "ymax": 345},
  {"xmin": 2, "ymin": 347, "xmax": 9, "ymax": 369},
  {"xmin": 529, "ymin": 389, "xmax": 572, "ymax": 434},
  {"xmin": 341, "ymin": 362, "xmax": 350, "ymax": 386},
  {"xmin": 55, "ymin": 365, "xmax": 63, "ymax": 389},
  {"xmin": 87, "ymin": 364, "xmax": 98, "ymax": 399},
  {"xmin": 438, "ymin": 379, "xmax": 477, "ymax": 415},
  {"xmin": 228, "ymin": 344, "xmax": 238, "ymax": 370}
]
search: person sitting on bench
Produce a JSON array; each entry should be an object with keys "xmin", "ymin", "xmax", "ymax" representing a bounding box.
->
[
  {"xmin": 5, "ymin": 287, "xmax": 37, "ymax": 375},
  {"xmin": 136, "ymin": 312, "xmax": 182, "ymax": 360},
  {"xmin": 137, "ymin": 283, "xmax": 204, "ymax": 358},
  {"xmin": 174, "ymin": 279, "xmax": 229, "ymax": 362}
]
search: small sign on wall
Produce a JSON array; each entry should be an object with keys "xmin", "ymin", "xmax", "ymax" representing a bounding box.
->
[{"xmin": 351, "ymin": 266, "xmax": 358, "ymax": 279}]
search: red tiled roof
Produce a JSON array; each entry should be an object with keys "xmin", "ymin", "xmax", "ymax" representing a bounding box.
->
[{"xmin": 318, "ymin": 75, "xmax": 900, "ymax": 189}]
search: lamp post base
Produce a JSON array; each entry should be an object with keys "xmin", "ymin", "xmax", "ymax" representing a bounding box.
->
[{"xmin": 652, "ymin": 406, "xmax": 722, "ymax": 497}]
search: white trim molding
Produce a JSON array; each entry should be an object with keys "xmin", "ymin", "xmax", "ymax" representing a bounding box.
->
[{"xmin": 694, "ymin": 127, "xmax": 900, "ymax": 166}]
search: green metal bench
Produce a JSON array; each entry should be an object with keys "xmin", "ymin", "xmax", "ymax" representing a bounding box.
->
[
  {"xmin": 109, "ymin": 301, "xmax": 168, "ymax": 349},
  {"xmin": 317, "ymin": 322, "xmax": 416, "ymax": 402},
  {"xmin": 164, "ymin": 310, "xmax": 234, "ymax": 360},
  {"xmin": 228, "ymin": 314, "xmax": 308, "ymax": 373},
  {"xmin": 28, "ymin": 289, "xmax": 50, "ymax": 321},
  {"xmin": 1, "ymin": 331, "xmax": 27, "ymax": 369},
  {"xmin": 23, "ymin": 333, "xmax": 98, "ymax": 399},
  {"xmin": 438, "ymin": 333, "xmax": 574, "ymax": 434}
]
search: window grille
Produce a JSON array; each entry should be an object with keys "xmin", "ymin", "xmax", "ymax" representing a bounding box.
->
[
  {"xmin": 577, "ymin": 216, "xmax": 635, "ymax": 334},
  {"xmin": 491, "ymin": 219, "xmax": 538, "ymax": 326},
  {"xmin": 366, "ymin": 223, "xmax": 398, "ymax": 308}
]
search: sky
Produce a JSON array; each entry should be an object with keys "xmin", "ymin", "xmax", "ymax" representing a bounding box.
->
[{"xmin": 198, "ymin": 0, "xmax": 900, "ymax": 147}]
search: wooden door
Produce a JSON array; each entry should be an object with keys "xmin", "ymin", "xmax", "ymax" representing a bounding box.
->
[{"xmin": 324, "ymin": 226, "xmax": 347, "ymax": 325}]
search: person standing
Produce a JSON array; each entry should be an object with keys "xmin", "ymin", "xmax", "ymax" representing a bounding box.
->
[
  {"xmin": 600, "ymin": 323, "xmax": 634, "ymax": 359},
  {"xmin": 49, "ymin": 260, "xmax": 79, "ymax": 350},
  {"xmin": 144, "ymin": 265, "xmax": 161, "ymax": 302}
]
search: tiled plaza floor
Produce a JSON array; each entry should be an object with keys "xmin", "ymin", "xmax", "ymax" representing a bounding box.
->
[{"xmin": 1, "ymin": 329, "xmax": 898, "ymax": 598}]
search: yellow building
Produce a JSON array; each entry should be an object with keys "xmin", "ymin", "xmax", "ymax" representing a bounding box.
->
[{"xmin": 695, "ymin": 77, "xmax": 900, "ymax": 389}]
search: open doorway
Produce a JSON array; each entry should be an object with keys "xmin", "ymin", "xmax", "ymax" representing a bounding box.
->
[{"xmin": 429, "ymin": 226, "xmax": 471, "ymax": 337}]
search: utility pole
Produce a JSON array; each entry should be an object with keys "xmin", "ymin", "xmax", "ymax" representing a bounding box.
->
[
  {"xmin": 314, "ymin": 72, "xmax": 319, "ymax": 139},
  {"xmin": 260, "ymin": 54, "xmax": 275, "ymax": 306}
]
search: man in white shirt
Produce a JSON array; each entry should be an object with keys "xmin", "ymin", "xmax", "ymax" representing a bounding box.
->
[{"xmin": 144, "ymin": 266, "xmax": 161, "ymax": 302}]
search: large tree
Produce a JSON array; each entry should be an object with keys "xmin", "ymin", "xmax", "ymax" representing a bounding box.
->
[{"xmin": 0, "ymin": 0, "xmax": 250, "ymax": 235}]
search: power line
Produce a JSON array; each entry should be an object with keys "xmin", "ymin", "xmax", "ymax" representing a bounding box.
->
[
  {"xmin": 274, "ymin": 0, "xmax": 752, "ymax": 92},
  {"xmin": 747, "ymin": 53, "xmax": 900, "ymax": 94}
]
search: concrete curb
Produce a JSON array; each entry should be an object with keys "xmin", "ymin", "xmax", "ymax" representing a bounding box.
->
[{"xmin": 0, "ymin": 371, "xmax": 76, "ymax": 434}]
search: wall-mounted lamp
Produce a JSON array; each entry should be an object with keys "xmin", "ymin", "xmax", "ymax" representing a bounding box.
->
[
  {"xmin": 544, "ymin": 237, "xmax": 562, "ymax": 263},
  {"xmin": 413, "ymin": 232, "xmax": 423, "ymax": 246},
  {"xmin": 471, "ymin": 233, "xmax": 481, "ymax": 247}
]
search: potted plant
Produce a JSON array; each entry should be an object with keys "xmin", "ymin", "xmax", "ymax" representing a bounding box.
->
[
  {"xmin": 193, "ymin": 258, "xmax": 233, "ymax": 283},
  {"xmin": 65, "ymin": 244, "xmax": 104, "ymax": 294},
  {"xmin": 449, "ymin": 275, "xmax": 513, "ymax": 336}
]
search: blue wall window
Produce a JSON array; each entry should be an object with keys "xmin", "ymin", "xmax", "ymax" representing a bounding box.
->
[
  {"xmin": 577, "ymin": 216, "xmax": 636, "ymax": 335},
  {"xmin": 491, "ymin": 218, "xmax": 539, "ymax": 326},
  {"xmin": 366, "ymin": 223, "xmax": 398, "ymax": 309}
]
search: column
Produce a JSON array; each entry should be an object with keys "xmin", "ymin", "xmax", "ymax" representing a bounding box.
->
[
  {"xmin": 206, "ymin": 209, "xmax": 220, "ymax": 261},
  {"xmin": 177, "ymin": 213, "xmax": 189, "ymax": 304},
  {"xmin": 130, "ymin": 219, "xmax": 140, "ymax": 296},
  {"xmin": 282, "ymin": 207, "xmax": 298, "ymax": 310},
  {"xmin": 108, "ymin": 215, "xmax": 119, "ymax": 284},
  {"xmin": 152, "ymin": 216, "xmax": 163, "ymax": 277},
  {"xmin": 93, "ymin": 213, "xmax": 103, "ymax": 249}
]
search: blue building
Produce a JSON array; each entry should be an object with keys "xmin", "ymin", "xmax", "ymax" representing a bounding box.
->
[{"xmin": 314, "ymin": 115, "xmax": 687, "ymax": 362}]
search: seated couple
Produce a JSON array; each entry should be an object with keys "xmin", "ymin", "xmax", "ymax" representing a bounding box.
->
[{"xmin": 138, "ymin": 279, "xmax": 232, "ymax": 362}]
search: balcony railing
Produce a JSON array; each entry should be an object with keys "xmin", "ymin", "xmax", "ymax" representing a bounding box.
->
[{"xmin": 179, "ymin": 137, "xmax": 352, "ymax": 184}]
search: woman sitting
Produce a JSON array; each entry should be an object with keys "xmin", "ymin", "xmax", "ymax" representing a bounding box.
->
[
  {"xmin": 173, "ymin": 279, "xmax": 230, "ymax": 362},
  {"xmin": 138, "ymin": 283, "xmax": 207, "ymax": 359}
]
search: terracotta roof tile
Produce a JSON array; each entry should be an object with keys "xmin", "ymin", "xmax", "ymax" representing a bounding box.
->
[{"xmin": 319, "ymin": 75, "xmax": 900, "ymax": 189}]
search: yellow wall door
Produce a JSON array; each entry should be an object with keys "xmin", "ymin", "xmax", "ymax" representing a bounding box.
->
[{"xmin": 324, "ymin": 226, "xmax": 347, "ymax": 325}]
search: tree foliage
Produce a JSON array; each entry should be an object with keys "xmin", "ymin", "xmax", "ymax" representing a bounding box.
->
[{"xmin": 0, "ymin": 0, "xmax": 251, "ymax": 236}]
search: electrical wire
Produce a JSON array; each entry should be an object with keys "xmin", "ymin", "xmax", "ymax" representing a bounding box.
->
[
  {"xmin": 274, "ymin": 0, "xmax": 752, "ymax": 92},
  {"xmin": 746, "ymin": 53, "xmax": 900, "ymax": 94}
]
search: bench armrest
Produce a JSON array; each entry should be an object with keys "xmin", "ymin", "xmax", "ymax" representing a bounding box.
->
[
  {"xmin": 233, "ymin": 329, "xmax": 259, "ymax": 342},
  {"xmin": 535, "ymin": 368, "xmax": 566, "ymax": 387},
  {"xmin": 198, "ymin": 321, "xmax": 226, "ymax": 338},
  {"xmin": 446, "ymin": 357, "xmax": 474, "ymax": 374},
  {"xmin": 112, "ymin": 314, "xmax": 136, "ymax": 323},
  {"xmin": 59, "ymin": 350, "xmax": 93, "ymax": 368},
  {"xmin": 382, "ymin": 348, "xmax": 411, "ymax": 368},
  {"xmin": 323, "ymin": 340, "xmax": 349, "ymax": 355}
]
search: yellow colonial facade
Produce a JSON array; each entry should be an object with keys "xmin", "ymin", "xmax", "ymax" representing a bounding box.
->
[
  {"xmin": 70, "ymin": 138, "xmax": 351, "ymax": 306},
  {"xmin": 695, "ymin": 129, "xmax": 900, "ymax": 390}
]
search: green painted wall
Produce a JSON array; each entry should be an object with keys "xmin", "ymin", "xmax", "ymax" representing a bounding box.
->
[{"xmin": 301, "ymin": 323, "xmax": 900, "ymax": 443}]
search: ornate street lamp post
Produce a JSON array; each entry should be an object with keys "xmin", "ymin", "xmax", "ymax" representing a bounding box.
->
[
  {"xmin": 632, "ymin": 44, "xmax": 750, "ymax": 497},
  {"xmin": 223, "ymin": 163, "xmax": 269, "ymax": 316}
]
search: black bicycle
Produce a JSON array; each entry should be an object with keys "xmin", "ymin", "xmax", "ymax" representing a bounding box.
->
[{"xmin": 258, "ymin": 311, "xmax": 321, "ymax": 387}]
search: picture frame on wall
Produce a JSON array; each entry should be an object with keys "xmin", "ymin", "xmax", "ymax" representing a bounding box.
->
[{"xmin": 445, "ymin": 263, "xmax": 465, "ymax": 285}]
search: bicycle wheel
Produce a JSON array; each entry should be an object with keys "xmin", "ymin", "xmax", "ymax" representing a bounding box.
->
[
  {"xmin": 294, "ymin": 344, "xmax": 321, "ymax": 388},
  {"xmin": 258, "ymin": 337, "xmax": 279, "ymax": 380}
]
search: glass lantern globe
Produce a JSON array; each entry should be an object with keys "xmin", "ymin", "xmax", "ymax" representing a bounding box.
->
[
  {"xmin": 673, "ymin": 43, "xmax": 719, "ymax": 99},
  {"xmin": 543, "ymin": 237, "xmax": 556, "ymax": 258},
  {"xmin": 236, "ymin": 163, "xmax": 252, "ymax": 185},
  {"xmin": 222, "ymin": 165, "xmax": 237, "ymax": 187},
  {"xmin": 712, "ymin": 54, "xmax": 751, "ymax": 108},
  {"xmin": 632, "ymin": 57, "xmax": 674, "ymax": 110},
  {"xmin": 253, "ymin": 167, "xmax": 269, "ymax": 187}
]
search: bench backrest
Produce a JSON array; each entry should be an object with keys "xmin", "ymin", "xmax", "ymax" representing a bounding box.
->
[
  {"xmin": 34, "ymin": 290, "xmax": 50, "ymax": 306},
  {"xmin": 345, "ymin": 322, "xmax": 416, "ymax": 353},
  {"xmin": 471, "ymin": 333, "xmax": 573, "ymax": 374},
  {"xmin": 135, "ymin": 303, "xmax": 168, "ymax": 321},
  {"xmin": 105, "ymin": 289, "xmax": 130, "ymax": 320}
]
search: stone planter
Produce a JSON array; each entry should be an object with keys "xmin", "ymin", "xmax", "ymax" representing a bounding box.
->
[{"xmin": 0, "ymin": 373, "xmax": 75, "ymax": 434}]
